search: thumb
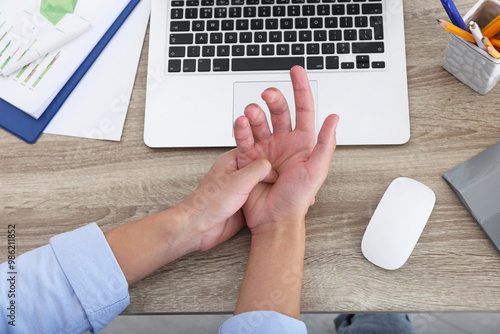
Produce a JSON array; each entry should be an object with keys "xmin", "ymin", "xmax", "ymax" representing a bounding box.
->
[{"xmin": 231, "ymin": 158, "xmax": 277, "ymax": 194}]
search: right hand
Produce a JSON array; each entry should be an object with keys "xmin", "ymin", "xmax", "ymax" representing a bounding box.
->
[{"xmin": 233, "ymin": 66, "xmax": 339, "ymax": 234}]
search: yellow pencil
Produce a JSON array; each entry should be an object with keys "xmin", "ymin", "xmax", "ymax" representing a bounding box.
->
[
  {"xmin": 491, "ymin": 37, "xmax": 500, "ymax": 48},
  {"xmin": 437, "ymin": 19, "xmax": 476, "ymax": 44},
  {"xmin": 481, "ymin": 14, "xmax": 500, "ymax": 38},
  {"xmin": 481, "ymin": 37, "xmax": 500, "ymax": 59}
]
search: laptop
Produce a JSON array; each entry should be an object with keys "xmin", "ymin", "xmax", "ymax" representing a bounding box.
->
[{"xmin": 145, "ymin": 0, "xmax": 409, "ymax": 147}]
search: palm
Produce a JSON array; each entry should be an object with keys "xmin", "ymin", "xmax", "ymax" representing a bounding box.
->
[{"xmin": 233, "ymin": 66, "xmax": 339, "ymax": 231}]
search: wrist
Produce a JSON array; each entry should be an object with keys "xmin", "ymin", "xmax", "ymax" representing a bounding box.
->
[{"xmin": 250, "ymin": 219, "xmax": 306, "ymax": 244}]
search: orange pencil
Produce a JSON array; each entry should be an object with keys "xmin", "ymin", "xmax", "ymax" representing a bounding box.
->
[
  {"xmin": 437, "ymin": 19, "xmax": 476, "ymax": 44},
  {"xmin": 490, "ymin": 37, "xmax": 500, "ymax": 48},
  {"xmin": 481, "ymin": 14, "xmax": 500, "ymax": 38}
]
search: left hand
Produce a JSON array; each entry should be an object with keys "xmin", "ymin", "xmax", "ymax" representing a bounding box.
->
[{"xmin": 176, "ymin": 149, "xmax": 277, "ymax": 251}]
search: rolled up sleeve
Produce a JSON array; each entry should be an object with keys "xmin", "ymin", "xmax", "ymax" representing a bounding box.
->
[
  {"xmin": 219, "ymin": 311, "xmax": 308, "ymax": 334},
  {"xmin": 0, "ymin": 223, "xmax": 129, "ymax": 334}
]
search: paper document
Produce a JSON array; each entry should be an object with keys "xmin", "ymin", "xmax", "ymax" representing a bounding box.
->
[
  {"xmin": 0, "ymin": 0, "xmax": 129, "ymax": 119},
  {"xmin": 0, "ymin": 0, "xmax": 92, "ymax": 76},
  {"xmin": 44, "ymin": 0, "xmax": 150, "ymax": 141}
]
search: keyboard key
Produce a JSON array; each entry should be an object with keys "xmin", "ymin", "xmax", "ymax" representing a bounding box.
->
[
  {"xmin": 240, "ymin": 32, "xmax": 253, "ymax": 43},
  {"xmin": 172, "ymin": 1, "xmax": 184, "ymax": 6},
  {"xmin": 186, "ymin": 8, "xmax": 198, "ymax": 18},
  {"xmin": 337, "ymin": 43, "xmax": 350, "ymax": 53},
  {"xmin": 307, "ymin": 43, "xmax": 320, "ymax": 54},
  {"xmin": 217, "ymin": 45, "xmax": 230, "ymax": 56},
  {"xmin": 202, "ymin": 0, "xmax": 214, "ymax": 5},
  {"xmin": 291, "ymin": 43, "xmax": 305, "ymax": 54},
  {"xmin": 314, "ymin": 30, "xmax": 327, "ymax": 41},
  {"xmin": 251, "ymin": 19, "xmax": 264, "ymax": 29},
  {"xmin": 347, "ymin": 4, "xmax": 360, "ymax": 14},
  {"xmin": 255, "ymin": 31, "xmax": 267, "ymax": 42},
  {"xmin": 203, "ymin": 45, "xmax": 216, "ymax": 56},
  {"xmin": 207, "ymin": 20, "xmax": 220, "ymax": 30},
  {"xmin": 169, "ymin": 59, "xmax": 182, "ymax": 72},
  {"xmin": 247, "ymin": 44, "xmax": 260, "ymax": 55},
  {"xmin": 344, "ymin": 29, "xmax": 357, "ymax": 40},
  {"xmin": 281, "ymin": 18, "xmax": 293, "ymax": 29},
  {"xmin": 171, "ymin": 9, "xmax": 183, "ymax": 19},
  {"xmin": 299, "ymin": 30, "xmax": 312, "ymax": 41},
  {"xmin": 321, "ymin": 43, "xmax": 335, "ymax": 54},
  {"xmin": 236, "ymin": 19, "xmax": 249, "ymax": 30},
  {"xmin": 359, "ymin": 29, "xmax": 372, "ymax": 40},
  {"xmin": 284, "ymin": 31, "xmax": 297, "ymax": 41},
  {"xmin": 370, "ymin": 16, "xmax": 384, "ymax": 39},
  {"xmin": 363, "ymin": 3, "xmax": 382, "ymax": 14},
  {"xmin": 232, "ymin": 0, "xmax": 244, "ymax": 4},
  {"xmin": 170, "ymin": 33, "xmax": 194, "ymax": 44},
  {"xmin": 325, "ymin": 17, "xmax": 338, "ymax": 28},
  {"xmin": 183, "ymin": 59, "xmax": 196, "ymax": 72},
  {"xmin": 270, "ymin": 31, "xmax": 282, "ymax": 42},
  {"xmin": 372, "ymin": 61, "xmax": 385, "ymax": 68},
  {"xmin": 317, "ymin": 5, "xmax": 330, "ymax": 15},
  {"xmin": 246, "ymin": 0, "xmax": 259, "ymax": 3},
  {"xmin": 225, "ymin": 32, "xmax": 238, "ymax": 43},
  {"xmin": 326, "ymin": 56, "xmax": 339, "ymax": 69},
  {"xmin": 215, "ymin": 8, "xmax": 227, "ymax": 18},
  {"xmin": 232, "ymin": 45, "xmax": 245, "ymax": 56},
  {"xmin": 188, "ymin": 46, "xmax": 200, "ymax": 57},
  {"xmin": 232, "ymin": 57, "xmax": 305, "ymax": 71},
  {"xmin": 355, "ymin": 16, "xmax": 368, "ymax": 27},
  {"xmin": 196, "ymin": 33, "xmax": 209, "ymax": 44},
  {"xmin": 258, "ymin": 6, "xmax": 271, "ymax": 17},
  {"xmin": 213, "ymin": 59, "xmax": 230, "ymax": 71},
  {"xmin": 277, "ymin": 44, "xmax": 290, "ymax": 55},
  {"xmin": 340, "ymin": 17, "xmax": 353, "ymax": 27},
  {"xmin": 341, "ymin": 62, "xmax": 355, "ymax": 69},
  {"xmin": 222, "ymin": 20, "xmax": 234, "ymax": 30},
  {"xmin": 262, "ymin": 44, "xmax": 275, "ymax": 55},
  {"xmin": 198, "ymin": 59, "xmax": 211, "ymax": 72},
  {"xmin": 273, "ymin": 6, "xmax": 286, "ymax": 16},
  {"xmin": 201, "ymin": 8, "xmax": 213, "ymax": 18},
  {"xmin": 332, "ymin": 5, "xmax": 345, "ymax": 15},
  {"xmin": 288, "ymin": 6, "xmax": 301, "ymax": 16},
  {"xmin": 356, "ymin": 55, "xmax": 370, "ymax": 68},
  {"xmin": 329, "ymin": 30, "xmax": 342, "ymax": 41},
  {"xmin": 171, "ymin": 21, "xmax": 190, "ymax": 32},
  {"xmin": 229, "ymin": 7, "xmax": 242, "ymax": 17},
  {"xmin": 192, "ymin": 21, "xmax": 205, "ymax": 31},
  {"xmin": 303, "ymin": 5, "xmax": 315, "ymax": 15},
  {"xmin": 210, "ymin": 33, "xmax": 223, "ymax": 43},
  {"xmin": 295, "ymin": 18, "xmax": 308, "ymax": 28},
  {"xmin": 217, "ymin": 0, "xmax": 229, "ymax": 4},
  {"xmin": 244, "ymin": 7, "xmax": 257, "ymax": 17},
  {"xmin": 169, "ymin": 46, "xmax": 186, "ymax": 57},
  {"xmin": 187, "ymin": 0, "xmax": 199, "ymax": 5},
  {"xmin": 352, "ymin": 42, "xmax": 384, "ymax": 53},
  {"xmin": 307, "ymin": 56, "xmax": 323, "ymax": 69},
  {"xmin": 310, "ymin": 18, "xmax": 323, "ymax": 28},
  {"xmin": 266, "ymin": 19, "xmax": 279, "ymax": 29}
]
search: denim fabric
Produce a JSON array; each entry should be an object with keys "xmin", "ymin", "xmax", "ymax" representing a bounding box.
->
[{"xmin": 335, "ymin": 314, "xmax": 415, "ymax": 334}]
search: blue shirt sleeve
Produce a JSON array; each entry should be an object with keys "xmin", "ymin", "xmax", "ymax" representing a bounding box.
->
[
  {"xmin": 0, "ymin": 223, "xmax": 129, "ymax": 334},
  {"xmin": 219, "ymin": 311, "xmax": 308, "ymax": 334}
]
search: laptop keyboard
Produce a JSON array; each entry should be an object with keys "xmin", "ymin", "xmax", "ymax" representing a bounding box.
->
[{"xmin": 166, "ymin": 0, "xmax": 386, "ymax": 73}]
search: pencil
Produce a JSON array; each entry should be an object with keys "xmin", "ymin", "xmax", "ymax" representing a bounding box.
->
[
  {"xmin": 491, "ymin": 37, "xmax": 500, "ymax": 48},
  {"xmin": 481, "ymin": 37, "xmax": 500, "ymax": 59},
  {"xmin": 437, "ymin": 19, "xmax": 476, "ymax": 44},
  {"xmin": 482, "ymin": 14, "xmax": 500, "ymax": 38}
]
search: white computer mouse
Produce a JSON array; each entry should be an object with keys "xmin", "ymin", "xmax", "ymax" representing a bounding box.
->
[{"xmin": 361, "ymin": 177, "xmax": 436, "ymax": 270}]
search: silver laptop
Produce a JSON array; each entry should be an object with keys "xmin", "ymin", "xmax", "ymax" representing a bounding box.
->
[{"xmin": 145, "ymin": 0, "xmax": 409, "ymax": 147}]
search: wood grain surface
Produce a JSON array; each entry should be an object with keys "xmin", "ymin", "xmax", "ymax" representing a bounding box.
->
[{"xmin": 1, "ymin": 0, "xmax": 500, "ymax": 313}]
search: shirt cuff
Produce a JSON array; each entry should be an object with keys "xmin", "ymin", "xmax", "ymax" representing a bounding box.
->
[
  {"xmin": 219, "ymin": 311, "xmax": 307, "ymax": 334},
  {"xmin": 50, "ymin": 223, "xmax": 130, "ymax": 333}
]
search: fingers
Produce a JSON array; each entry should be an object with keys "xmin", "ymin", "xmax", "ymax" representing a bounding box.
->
[
  {"xmin": 290, "ymin": 66, "xmax": 315, "ymax": 134},
  {"xmin": 261, "ymin": 87, "xmax": 292, "ymax": 134},
  {"xmin": 233, "ymin": 158, "xmax": 278, "ymax": 192},
  {"xmin": 244, "ymin": 103, "xmax": 272, "ymax": 142},
  {"xmin": 234, "ymin": 116, "xmax": 255, "ymax": 155},
  {"xmin": 307, "ymin": 114, "xmax": 340, "ymax": 183}
]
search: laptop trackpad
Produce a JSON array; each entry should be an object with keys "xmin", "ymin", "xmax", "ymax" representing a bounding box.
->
[{"xmin": 233, "ymin": 81, "xmax": 319, "ymax": 135}]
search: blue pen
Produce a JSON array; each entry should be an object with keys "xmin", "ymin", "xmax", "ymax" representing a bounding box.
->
[{"xmin": 440, "ymin": 0, "xmax": 467, "ymax": 31}]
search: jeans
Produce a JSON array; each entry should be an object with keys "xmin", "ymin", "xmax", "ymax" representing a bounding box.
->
[{"xmin": 335, "ymin": 314, "xmax": 416, "ymax": 334}]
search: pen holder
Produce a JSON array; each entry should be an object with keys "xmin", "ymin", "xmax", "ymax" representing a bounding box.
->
[{"xmin": 441, "ymin": 0, "xmax": 500, "ymax": 94}]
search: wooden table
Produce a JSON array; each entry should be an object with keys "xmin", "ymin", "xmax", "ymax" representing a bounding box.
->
[{"xmin": 1, "ymin": 0, "xmax": 500, "ymax": 314}]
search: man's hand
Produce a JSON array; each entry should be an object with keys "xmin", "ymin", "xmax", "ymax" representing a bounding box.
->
[{"xmin": 233, "ymin": 66, "xmax": 339, "ymax": 233}]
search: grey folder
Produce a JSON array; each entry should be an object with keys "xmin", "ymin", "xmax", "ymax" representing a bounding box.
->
[{"xmin": 443, "ymin": 141, "xmax": 500, "ymax": 254}]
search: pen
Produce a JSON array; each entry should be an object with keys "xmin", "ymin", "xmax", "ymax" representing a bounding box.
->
[
  {"xmin": 437, "ymin": 19, "xmax": 476, "ymax": 44},
  {"xmin": 469, "ymin": 21, "xmax": 487, "ymax": 50},
  {"xmin": 482, "ymin": 14, "xmax": 500, "ymax": 38},
  {"xmin": 440, "ymin": 0, "xmax": 467, "ymax": 31},
  {"xmin": 481, "ymin": 37, "xmax": 500, "ymax": 59}
]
